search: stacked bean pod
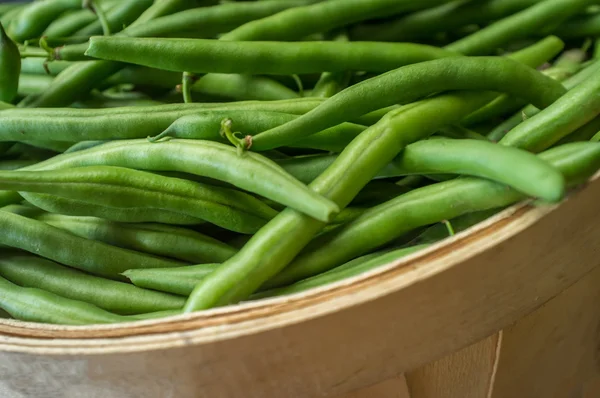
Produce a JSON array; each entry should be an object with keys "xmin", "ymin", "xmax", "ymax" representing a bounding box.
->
[{"xmin": 1, "ymin": 0, "xmax": 600, "ymax": 325}]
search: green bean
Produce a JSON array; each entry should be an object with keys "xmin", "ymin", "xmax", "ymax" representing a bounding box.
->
[
  {"xmin": 43, "ymin": 8, "xmax": 98, "ymax": 38},
  {"xmin": 73, "ymin": 0, "xmax": 153, "ymax": 37},
  {"xmin": 21, "ymin": 140, "xmax": 339, "ymax": 223},
  {"xmin": 390, "ymin": 138, "xmax": 565, "ymax": 201},
  {"xmin": 555, "ymin": 115, "xmax": 600, "ymax": 145},
  {"xmin": 155, "ymin": 111, "xmax": 365, "ymax": 152},
  {"xmin": 488, "ymin": 60, "xmax": 600, "ymax": 141},
  {"xmin": 18, "ymin": 73, "xmax": 53, "ymax": 96},
  {"xmin": 500, "ymin": 64, "xmax": 600, "ymax": 152},
  {"xmin": 350, "ymin": 0, "xmax": 541, "ymax": 42},
  {"xmin": 0, "ymin": 275, "xmax": 129, "ymax": 325},
  {"xmin": 0, "ymin": 210, "xmax": 186, "ymax": 279},
  {"xmin": 221, "ymin": 0, "xmax": 454, "ymax": 41},
  {"xmin": 22, "ymin": 193, "xmax": 207, "ymax": 225},
  {"xmin": 254, "ymin": 245, "xmax": 431, "ymax": 300},
  {"xmin": 0, "ymin": 253, "xmax": 185, "ymax": 315},
  {"xmin": 264, "ymin": 142, "xmax": 600, "ymax": 288},
  {"xmin": 33, "ymin": 213, "xmax": 237, "ymax": 263},
  {"xmin": 436, "ymin": 125, "xmax": 489, "ymax": 141},
  {"xmin": 0, "ymin": 2, "xmax": 26, "ymax": 17},
  {"xmin": 250, "ymin": 55, "xmax": 567, "ymax": 151},
  {"xmin": 20, "ymin": 57, "xmax": 73, "ymax": 75},
  {"xmin": 84, "ymin": 37, "xmax": 459, "ymax": 74},
  {"xmin": 0, "ymin": 159, "xmax": 39, "ymax": 171},
  {"xmin": 553, "ymin": 12, "xmax": 600, "ymax": 38},
  {"xmin": 0, "ymin": 165, "xmax": 277, "ymax": 234},
  {"xmin": 182, "ymin": 40, "xmax": 565, "ymax": 311},
  {"xmin": 128, "ymin": 0, "xmax": 217, "ymax": 28},
  {"xmin": 312, "ymin": 32, "xmax": 352, "ymax": 98},
  {"xmin": 124, "ymin": 264, "xmax": 219, "ymax": 296},
  {"xmin": 463, "ymin": 51, "xmax": 584, "ymax": 126},
  {"xmin": 445, "ymin": 0, "xmax": 595, "ymax": 55},
  {"xmin": 411, "ymin": 208, "xmax": 504, "ymax": 246},
  {"xmin": 189, "ymin": 74, "xmax": 299, "ymax": 101},
  {"xmin": 0, "ymin": 22, "xmax": 20, "ymax": 103},
  {"xmin": 0, "ymin": 191, "xmax": 20, "ymax": 207},
  {"xmin": 8, "ymin": 0, "xmax": 81, "ymax": 43}
]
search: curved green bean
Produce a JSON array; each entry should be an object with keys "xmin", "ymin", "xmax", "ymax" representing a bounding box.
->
[
  {"xmin": 0, "ymin": 253, "xmax": 185, "ymax": 315},
  {"xmin": 73, "ymin": 0, "xmax": 153, "ymax": 37},
  {"xmin": 500, "ymin": 64, "xmax": 600, "ymax": 152},
  {"xmin": 43, "ymin": 8, "xmax": 98, "ymax": 38},
  {"xmin": 250, "ymin": 56, "xmax": 566, "ymax": 151}
]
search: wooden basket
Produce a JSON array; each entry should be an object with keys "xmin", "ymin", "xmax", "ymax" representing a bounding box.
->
[{"xmin": 1, "ymin": 175, "xmax": 600, "ymax": 398}]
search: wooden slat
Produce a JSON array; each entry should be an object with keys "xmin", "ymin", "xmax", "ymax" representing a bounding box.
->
[
  {"xmin": 489, "ymin": 266, "xmax": 600, "ymax": 398},
  {"xmin": 405, "ymin": 334, "xmax": 500, "ymax": 398}
]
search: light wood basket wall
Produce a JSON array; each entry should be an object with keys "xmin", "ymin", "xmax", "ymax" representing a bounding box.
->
[{"xmin": 1, "ymin": 176, "xmax": 599, "ymax": 397}]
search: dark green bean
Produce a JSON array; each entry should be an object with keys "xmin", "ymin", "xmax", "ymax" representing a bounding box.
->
[
  {"xmin": 0, "ymin": 165, "xmax": 277, "ymax": 234},
  {"xmin": 0, "ymin": 22, "xmax": 20, "ymax": 103},
  {"xmin": 350, "ymin": 0, "xmax": 541, "ymax": 42},
  {"xmin": 0, "ymin": 253, "xmax": 185, "ymax": 315},
  {"xmin": 182, "ymin": 40, "xmax": 565, "ymax": 311},
  {"xmin": 250, "ymin": 55, "xmax": 567, "ymax": 151},
  {"xmin": 553, "ymin": 12, "xmax": 600, "ymax": 38},
  {"xmin": 555, "ymin": 115, "xmax": 600, "ymax": 145},
  {"xmin": 264, "ymin": 142, "xmax": 600, "ymax": 288},
  {"xmin": 444, "ymin": 0, "xmax": 595, "ymax": 55},
  {"xmin": 84, "ymin": 37, "xmax": 459, "ymax": 74},
  {"xmin": 0, "ymin": 210, "xmax": 186, "ymax": 279},
  {"xmin": 0, "ymin": 275, "xmax": 129, "ymax": 325}
]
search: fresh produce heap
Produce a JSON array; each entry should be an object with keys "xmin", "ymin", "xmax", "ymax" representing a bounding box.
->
[{"xmin": 0, "ymin": 0, "xmax": 599, "ymax": 325}]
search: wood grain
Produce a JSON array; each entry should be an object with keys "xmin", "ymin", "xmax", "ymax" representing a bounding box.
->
[
  {"xmin": 490, "ymin": 266, "xmax": 600, "ymax": 398},
  {"xmin": 406, "ymin": 334, "xmax": 500, "ymax": 398},
  {"xmin": 0, "ymin": 177, "xmax": 599, "ymax": 397}
]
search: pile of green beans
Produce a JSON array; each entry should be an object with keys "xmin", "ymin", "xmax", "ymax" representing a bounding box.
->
[{"xmin": 0, "ymin": 0, "xmax": 599, "ymax": 325}]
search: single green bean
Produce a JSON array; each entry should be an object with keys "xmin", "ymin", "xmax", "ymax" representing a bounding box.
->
[
  {"xmin": 500, "ymin": 64, "xmax": 600, "ymax": 152},
  {"xmin": 0, "ymin": 210, "xmax": 186, "ymax": 279},
  {"xmin": 84, "ymin": 37, "xmax": 459, "ymax": 74},
  {"xmin": 553, "ymin": 12, "xmax": 600, "ymax": 38},
  {"xmin": 264, "ymin": 142, "xmax": 600, "ymax": 288},
  {"xmin": 0, "ymin": 275, "xmax": 129, "ymax": 325},
  {"xmin": 124, "ymin": 264, "xmax": 219, "ymax": 296},
  {"xmin": 250, "ymin": 55, "xmax": 567, "ymax": 151},
  {"xmin": 43, "ymin": 8, "xmax": 98, "ymax": 38},
  {"xmin": 19, "ymin": 140, "xmax": 339, "ymax": 223},
  {"xmin": 0, "ymin": 253, "xmax": 185, "ymax": 315},
  {"xmin": 20, "ymin": 57, "xmax": 73, "ymax": 75},
  {"xmin": 0, "ymin": 22, "xmax": 20, "ymax": 103},
  {"xmin": 445, "ymin": 0, "xmax": 595, "ymax": 55},
  {"xmin": 18, "ymin": 73, "xmax": 53, "ymax": 96}
]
